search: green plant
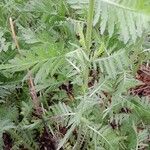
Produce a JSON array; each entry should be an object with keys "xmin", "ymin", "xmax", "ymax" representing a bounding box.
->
[{"xmin": 0, "ymin": 0, "xmax": 150, "ymax": 150}]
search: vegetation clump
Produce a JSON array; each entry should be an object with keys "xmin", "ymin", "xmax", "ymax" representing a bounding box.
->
[{"xmin": 0, "ymin": 0, "xmax": 150, "ymax": 149}]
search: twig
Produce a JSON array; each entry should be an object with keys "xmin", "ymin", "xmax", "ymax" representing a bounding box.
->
[
  {"xmin": 9, "ymin": 17, "xmax": 42, "ymax": 116},
  {"xmin": 9, "ymin": 18, "xmax": 20, "ymax": 50}
]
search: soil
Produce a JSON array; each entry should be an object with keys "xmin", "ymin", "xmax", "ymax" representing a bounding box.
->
[
  {"xmin": 2, "ymin": 133, "xmax": 12, "ymax": 150},
  {"xmin": 38, "ymin": 128, "xmax": 56, "ymax": 150},
  {"xmin": 131, "ymin": 65, "xmax": 150, "ymax": 97}
]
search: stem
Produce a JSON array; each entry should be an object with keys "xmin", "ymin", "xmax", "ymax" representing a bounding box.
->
[
  {"xmin": 83, "ymin": 0, "xmax": 95, "ymax": 93},
  {"xmin": 86, "ymin": 0, "xmax": 95, "ymax": 52},
  {"xmin": 9, "ymin": 17, "xmax": 42, "ymax": 116}
]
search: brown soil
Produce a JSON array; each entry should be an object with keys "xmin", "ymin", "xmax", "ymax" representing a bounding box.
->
[
  {"xmin": 38, "ymin": 128, "xmax": 56, "ymax": 150},
  {"xmin": 131, "ymin": 65, "xmax": 150, "ymax": 97},
  {"xmin": 2, "ymin": 133, "xmax": 12, "ymax": 150}
]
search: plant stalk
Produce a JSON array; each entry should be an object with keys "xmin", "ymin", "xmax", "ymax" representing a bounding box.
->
[
  {"xmin": 83, "ymin": 0, "xmax": 95, "ymax": 93},
  {"xmin": 86, "ymin": 0, "xmax": 95, "ymax": 52},
  {"xmin": 9, "ymin": 17, "xmax": 42, "ymax": 116}
]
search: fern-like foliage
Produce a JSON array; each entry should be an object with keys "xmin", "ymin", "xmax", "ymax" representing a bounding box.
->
[
  {"xmin": 0, "ymin": 47, "xmax": 65, "ymax": 85},
  {"xmin": 0, "ymin": 120, "xmax": 15, "ymax": 149},
  {"xmin": 67, "ymin": 0, "xmax": 150, "ymax": 43},
  {"xmin": 93, "ymin": 49, "xmax": 130, "ymax": 78},
  {"xmin": 0, "ymin": 29, "xmax": 14, "ymax": 52},
  {"xmin": 0, "ymin": 105, "xmax": 18, "ymax": 149},
  {"xmin": 0, "ymin": 0, "xmax": 149, "ymax": 150}
]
